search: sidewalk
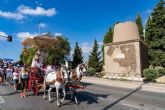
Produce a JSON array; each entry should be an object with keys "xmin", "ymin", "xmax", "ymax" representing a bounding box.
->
[{"xmin": 82, "ymin": 76, "xmax": 165, "ymax": 93}]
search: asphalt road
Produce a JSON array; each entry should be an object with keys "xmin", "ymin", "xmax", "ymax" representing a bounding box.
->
[{"xmin": 0, "ymin": 82, "xmax": 165, "ymax": 110}]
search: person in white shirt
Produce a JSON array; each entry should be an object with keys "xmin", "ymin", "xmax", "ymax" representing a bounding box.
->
[
  {"xmin": 6, "ymin": 64, "xmax": 13, "ymax": 85},
  {"xmin": 13, "ymin": 66, "xmax": 20, "ymax": 90}
]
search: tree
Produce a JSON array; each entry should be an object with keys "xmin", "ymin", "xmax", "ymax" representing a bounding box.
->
[
  {"xmin": 145, "ymin": 17, "xmax": 153, "ymax": 45},
  {"xmin": 103, "ymin": 27, "xmax": 113, "ymax": 43},
  {"xmin": 19, "ymin": 48, "xmax": 36, "ymax": 66},
  {"xmin": 145, "ymin": 0, "xmax": 165, "ymax": 67},
  {"xmin": 45, "ymin": 36, "xmax": 70, "ymax": 65},
  {"xmin": 135, "ymin": 14, "xmax": 144, "ymax": 40},
  {"xmin": 72, "ymin": 42, "xmax": 83, "ymax": 69},
  {"xmin": 88, "ymin": 39, "xmax": 102, "ymax": 72},
  {"xmin": 19, "ymin": 35, "xmax": 70, "ymax": 66}
]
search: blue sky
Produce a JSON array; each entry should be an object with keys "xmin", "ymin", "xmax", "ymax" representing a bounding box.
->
[{"xmin": 0, "ymin": 0, "xmax": 159, "ymax": 61}]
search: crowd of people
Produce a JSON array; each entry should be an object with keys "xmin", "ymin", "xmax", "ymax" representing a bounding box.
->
[
  {"xmin": 0, "ymin": 62, "xmax": 29, "ymax": 97},
  {"xmin": 0, "ymin": 58, "xmax": 79, "ymax": 99}
]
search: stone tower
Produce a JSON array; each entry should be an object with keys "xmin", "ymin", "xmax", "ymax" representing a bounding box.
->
[{"xmin": 104, "ymin": 22, "xmax": 148, "ymax": 81}]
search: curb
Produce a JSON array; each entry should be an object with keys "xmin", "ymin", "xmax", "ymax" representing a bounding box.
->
[{"xmin": 82, "ymin": 77, "xmax": 165, "ymax": 93}]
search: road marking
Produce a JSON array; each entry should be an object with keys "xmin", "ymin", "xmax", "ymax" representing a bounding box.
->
[
  {"xmin": 0, "ymin": 95, "xmax": 5, "ymax": 104},
  {"xmin": 121, "ymin": 103, "xmax": 142, "ymax": 110}
]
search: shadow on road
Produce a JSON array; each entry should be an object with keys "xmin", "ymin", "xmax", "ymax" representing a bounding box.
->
[
  {"xmin": 102, "ymin": 83, "xmax": 145, "ymax": 110},
  {"xmin": 41, "ymin": 90, "xmax": 110, "ymax": 106},
  {"xmin": 77, "ymin": 91, "xmax": 110, "ymax": 105},
  {"xmin": 3, "ymin": 91, "xmax": 20, "ymax": 96}
]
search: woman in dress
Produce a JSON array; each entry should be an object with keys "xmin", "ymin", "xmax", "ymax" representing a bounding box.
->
[{"xmin": 19, "ymin": 66, "xmax": 28, "ymax": 97}]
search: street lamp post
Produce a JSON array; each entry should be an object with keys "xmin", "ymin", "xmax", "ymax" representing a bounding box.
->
[{"xmin": 0, "ymin": 35, "xmax": 12, "ymax": 42}]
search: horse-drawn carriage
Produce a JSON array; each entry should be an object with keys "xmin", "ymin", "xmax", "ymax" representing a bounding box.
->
[
  {"xmin": 21, "ymin": 33, "xmax": 56, "ymax": 95},
  {"xmin": 43, "ymin": 64, "xmax": 86, "ymax": 106},
  {"xmin": 22, "ymin": 33, "xmax": 87, "ymax": 107}
]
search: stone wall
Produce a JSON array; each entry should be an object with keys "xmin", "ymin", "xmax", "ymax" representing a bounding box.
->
[{"xmin": 104, "ymin": 40, "xmax": 148, "ymax": 80}]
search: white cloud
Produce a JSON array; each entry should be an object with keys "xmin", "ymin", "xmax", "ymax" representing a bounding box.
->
[
  {"xmin": 98, "ymin": 41, "xmax": 103, "ymax": 46},
  {"xmin": 17, "ymin": 5, "xmax": 56, "ymax": 16},
  {"xmin": 17, "ymin": 32, "xmax": 37, "ymax": 41},
  {"xmin": 81, "ymin": 41, "xmax": 103, "ymax": 54},
  {"xmin": 70, "ymin": 41, "xmax": 103, "ymax": 61},
  {"xmin": 39, "ymin": 23, "xmax": 46, "ymax": 28},
  {"xmin": 0, "ymin": 31, "xmax": 8, "ymax": 40},
  {"xmin": 0, "ymin": 5, "xmax": 56, "ymax": 21},
  {"xmin": 70, "ymin": 50, "xmax": 74, "ymax": 55},
  {"xmin": 0, "ymin": 10, "xmax": 25, "ymax": 20},
  {"xmin": 81, "ymin": 42, "xmax": 92, "ymax": 53},
  {"xmin": 55, "ymin": 33, "xmax": 63, "ymax": 37}
]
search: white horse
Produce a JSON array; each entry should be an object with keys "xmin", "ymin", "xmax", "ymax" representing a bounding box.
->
[
  {"xmin": 43, "ymin": 64, "xmax": 86, "ymax": 106},
  {"xmin": 75, "ymin": 63, "xmax": 87, "ymax": 81},
  {"xmin": 64, "ymin": 63, "xmax": 87, "ymax": 104},
  {"xmin": 43, "ymin": 65, "xmax": 67, "ymax": 107}
]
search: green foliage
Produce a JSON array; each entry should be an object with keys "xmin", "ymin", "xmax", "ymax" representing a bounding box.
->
[
  {"xmin": 148, "ymin": 49, "xmax": 165, "ymax": 67},
  {"xmin": 88, "ymin": 39, "xmax": 102, "ymax": 72},
  {"xmin": 19, "ymin": 54, "xmax": 24, "ymax": 65},
  {"xmin": 26, "ymin": 48, "xmax": 36, "ymax": 66},
  {"xmin": 72, "ymin": 42, "xmax": 83, "ymax": 69},
  {"xmin": 45, "ymin": 36, "xmax": 70, "ymax": 65},
  {"xmin": 145, "ymin": 0, "xmax": 165, "ymax": 67},
  {"xmin": 19, "ymin": 35, "xmax": 70, "ymax": 66},
  {"xmin": 135, "ymin": 14, "xmax": 144, "ymax": 40},
  {"xmin": 103, "ymin": 27, "xmax": 113, "ymax": 43},
  {"xmin": 86, "ymin": 68, "xmax": 96, "ymax": 76},
  {"xmin": 103, "ymin": 27, "xmax": 113, "ymax": 64},
  {"xmin": 19, "ymin": 48, "xmax": 36, "ymax": 66},
  {"xmin": 158, "ymin": 68, "xmax": 165, "ymax": 77},
  {"xmin": 143, "ymin": 68, "xmax": 159, "ymax": 81}
]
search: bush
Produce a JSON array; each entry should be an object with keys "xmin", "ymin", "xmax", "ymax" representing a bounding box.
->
[
  {"xmin": 95, "ymin": 72, "xmax": 105, "ymax": 78},
  {"xmin": 158, "ymin": 68, "xmax": 165, "ymax": 77},
  {"xmin": 143, "ymin": 68, "xmax": 159, "ymax": 81},
  {"xmin": 87, "ymin": 68, "xmax": 96, "ymax": 76}
]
